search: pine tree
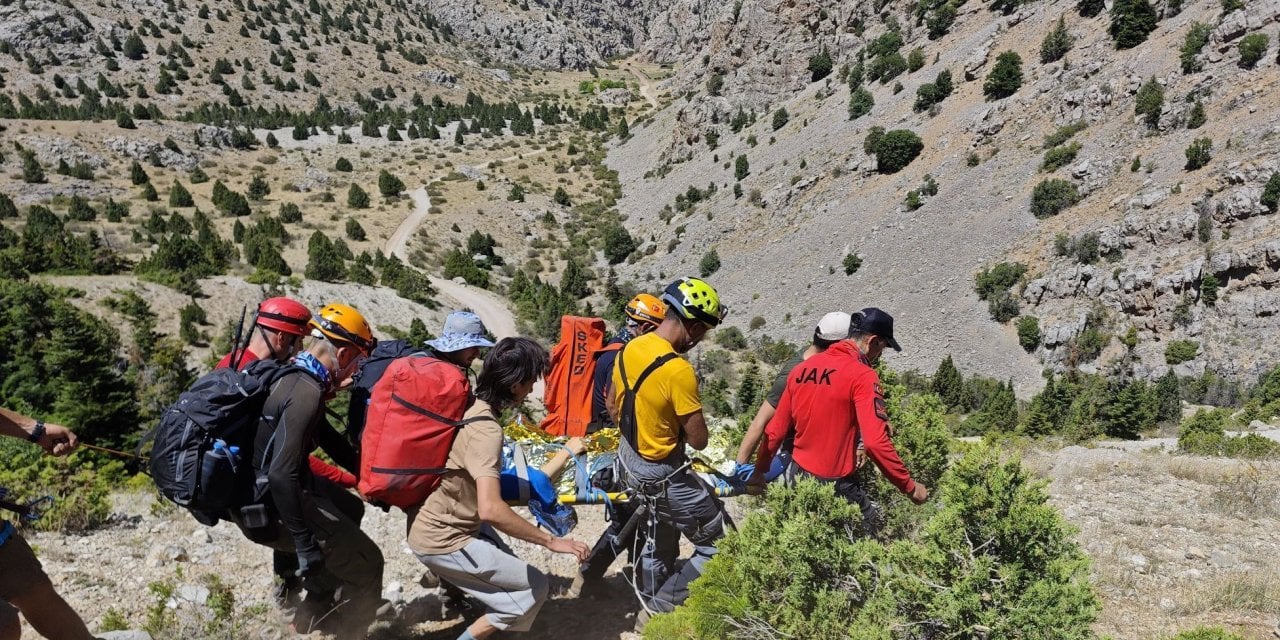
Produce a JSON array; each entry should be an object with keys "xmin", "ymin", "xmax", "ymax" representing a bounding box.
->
[
  {"xmin": 348, "ymin": 184, "xmax": 370, "ymax": 209},
  {"xmin": 1021, "ymin": 375, "xmax": 1059, "ymax": 436},
  {"xmin": 168, "ymin": 181, "xmax": 194, "ymax": 207},
  {"xmin": 345, "ymin": 218, "xmax": 366, "ymax": 241},
  {"xmin": 377, "ymin": 170, "xmax": 405, "ymax": 197},
  {"xmin": 984, "ymin": 51, "xmax": 1023, "ymax": 100},
  {"xmin": 559, "ymin": 258, "xmax": 590, "ymax": 298},
  {"xmin": 21, "ymin": 152, "xmax": 46, "ymax": 184},
  {"xmin": 130, "ymin": 161, "xmax": 149, "ymax": 185},
  {"xmin": 737, "ymin": 363, "xmax": 762, "ymax": 413},
  {"xmin": 304, "ymin": 231, "xmax": 344, "ymax": 281},
  {"xmin": 982, "ymin": 379, "xmax": 1019, "ymax": 432},
  {"xmin": 1040, "ymin": 16, "xmax": 1075, "ymax": 63},
  {"xmin": 247, "ymin": 174, "xmax": 270, "ymax": 200},
  {"xmin": 932, "ymin": 355, "xmax": 965, "ymax": 410},
  {"xmin": 553, "ymin": 186, "xmax": 571, "ymax": 207},
  {"xmin": 735, "ymin": 155, "xmax": 750, "ymax": 181},
  {"xmin": 1154, "ymin": 370, "xmax": 1181, "ymax": 424},
  {"xmin": 1109, "ymin": 0, "xmax": 1158, "ymax": 49},
  {"xmin": 0, "ymin": 193, "xmax": 16, "ymax": 219},
  {"xmin": 1101, "ymin": 379, "xmax": 1153, "ymax": 439},
  {"xmin": 122, "ymin": 33, "xmax": 146, "ymax": 60},
  {"xmin": 507, "ymin": 183, "xmax": 525, "ymax": 202}
]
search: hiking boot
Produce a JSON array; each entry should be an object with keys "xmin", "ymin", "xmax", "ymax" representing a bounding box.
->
[
  {"xmin": 272, "ymin": 578, "xmax": 302, "ymax": 610},
  {"xmin": 418, "ymin": 568, "xmax": 441, "ymax": 589},
  {"xmin": 633, "ymin": 608, "xmax": 651, "ymax": 633}
]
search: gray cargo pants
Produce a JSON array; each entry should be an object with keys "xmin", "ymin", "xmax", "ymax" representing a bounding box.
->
[{"xmin": 620, "ymin": 447, "xmax": 728, "ymax": 613}]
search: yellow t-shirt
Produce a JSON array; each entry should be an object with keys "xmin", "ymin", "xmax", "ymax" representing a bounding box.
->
[{"xmin": 611, "ymin": 332, "xmax": 701, "ymax": 461}]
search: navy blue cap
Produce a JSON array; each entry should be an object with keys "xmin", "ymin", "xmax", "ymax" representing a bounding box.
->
[{"xmin": 852, "ymin": 307, "xmax": 901, "ymax": 351}]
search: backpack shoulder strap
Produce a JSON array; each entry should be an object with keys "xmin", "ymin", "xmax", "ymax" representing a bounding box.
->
[{"xmin": 617, "ymin": 343, "xmax": 679, "ymax": 451}]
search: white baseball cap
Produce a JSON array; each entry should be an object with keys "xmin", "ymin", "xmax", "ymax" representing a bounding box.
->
[{"xmin": 814, "ymin": 312, "xmax": 853, "ymax": 341}]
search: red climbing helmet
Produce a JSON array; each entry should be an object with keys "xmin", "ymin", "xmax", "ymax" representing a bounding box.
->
[{"xmin": 255, "ymin": 297, "xmax": 311, "ymax": 336}]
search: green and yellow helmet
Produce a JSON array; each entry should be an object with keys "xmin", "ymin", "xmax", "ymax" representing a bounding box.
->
[{"xmin": 660, "ymin": 277, "xmax": 726, "ymax": 327}]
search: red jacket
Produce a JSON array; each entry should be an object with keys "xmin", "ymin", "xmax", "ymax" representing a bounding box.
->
[
  {"xmin": 756, "ymin": 341, "xmax": 915, "ymax": 494},
  {"xmin": 217, "ymin": 349, "xmax": 358, "ymax": 489}
]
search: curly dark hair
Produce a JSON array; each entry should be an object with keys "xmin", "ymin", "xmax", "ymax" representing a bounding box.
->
[{"xmin": 476, "ymin": 337, "xmax": 550, "ymax": 411}]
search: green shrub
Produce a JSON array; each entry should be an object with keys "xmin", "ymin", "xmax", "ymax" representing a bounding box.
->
[
  {"xmin": 1164, "ymin": 339, "xmax": 1199, "ymax": 365},
  {"xmin": 1017, "ymin": 315, "xmax": 1041, "ymax": 352},
  {"xmin": 1261, "ymin": 172, "xmax": 1280, "ymax": 213},
  {"xmin": 848, "ymin": 86, "xmax": 874, "ymax": 120},
  {"xmin": 1041, "ymin": 142, "xmax": 1082, "ymax": 172},
  {"xmin": 1044, "ymin": 120, "xmax": 1088, "ymax": 148},
  {"xmin": 0, "ymin": 442, "xmax": 118, "ymax": 532},
  {"xmin": 377, "ymin": 170, "xmax": 405, "ymax": 197},
  {"xmin": 808, "ymin": 48, "xmax": 833, "ymax": 82},
  {"xmin": 1109, "ymin": 0, "xmax": 1158, "ymax": 49},
  {"xmin": 1181, "ymin": 22, "xmax": 1212, "ymax": 73},
  {"xmin": 1200, "ymin": 272, "xmax": 1219, "ymax": 305},
  {"xmin": 927, "ymin": 3, "xmax": 957, "ymax": 39},
  {"xmin": 1040, "ymin": 16, "xmax": 1075, "ymax": 63},
  {"xmin": 871, "ymin": 129, "xmax": 923, "ymax": 173},
  {"xmin": 1078, "ymin": 0, "xmax": 1105, "ymax": 17},
  {"xmin": 1172, "ymin": 627, "xmax": 1247, "ymax": 640},
  {"xmin": 913, "ymin": 69, "xmax": 953, "ymax": 112},
  {"xmin": 647, "ymin": 442, "xmax": 1096, "ymax": 640},
  {"xmin": 975, "ymin": 262, "xmax": 1027, "ymax": 300},
  {"xmin": 983, "ymin": 50, "xmax": 1023, "ymax": 99},
  {"xmin": 334, "ymin": 157, "xmax": 353, "ymax": 172},
  {"xmin": 553, "ymin": 186, "xmax": 571, "ymax": 206},
  {"xmin": 1186, "ymin": 100, "xmax": 1207, "ymax": 129},
  {"xmin": 1238, "ymin": 33, "xmax": 1269, "ymax": 69},
  {"xmin": 1030, "ymin": 178, "xmax": 1081, "ymax": 218},
  {"xmin": 842, "ymin": 252, "xmax": 862, "ymax": 275},
  {"xmin": 1222, "ymin": 433, "xmax": 1280, "ymax": 459},
  {"xmin": 345, "ymin": 218, "xmax": 366, "ymax": 241},
  {"xmin": 1184, "ymin": 137, "xmax": 1212, "ymax": 170},
  {"xmin": 347, "ymin": 183, "xmax": 370, "ymax": 208},
  {"xmin": 1134, "ymin": 76, "xmax": 1164, "ymax": 129},
  {"xmin": 714, "ymin": 326, "xmax": 747, "ymax": 350},
  {"xmin": 907, "ymin": 47, "xmax": 926, "ymax": 72},
  {"xmin": 748, "ymin": 316, "xmax": 766, "ymax": 331},
  {"xmin": 699, "ymin": 249, "xmax": 721, "ymax": 277},
  {"xmin": 734, "ymin": 154, "xmax": 749, "ymax": 180},
  {"xmin": 168, "ymin": 181, "xmax": 194, "ymax": 207},
  {"xmin": 771, "ymin": 107, "xmax": 789, "ymax": 130},
  {"xmin": 603, "ymin": 224, "xmax": 636, "ymax": 265}
]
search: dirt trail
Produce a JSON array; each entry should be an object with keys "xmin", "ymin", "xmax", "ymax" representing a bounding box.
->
[{"xmin": 624, "ymin": 63, "xmax": 660, "ymax": 109}]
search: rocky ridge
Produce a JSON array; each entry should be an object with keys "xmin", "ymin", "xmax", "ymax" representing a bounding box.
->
[{"xmin": 602, "ymin": 0, "xmax": 1280, "ymax": 389}]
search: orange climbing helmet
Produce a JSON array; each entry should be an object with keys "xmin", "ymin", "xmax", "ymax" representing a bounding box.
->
[
  {"xmin": 310, "ymin": 302, "xmax": 376, "ymax": 353},
  {"xmin": 624, "ymin": 293, "xmax": 666, "ymax": 328}
]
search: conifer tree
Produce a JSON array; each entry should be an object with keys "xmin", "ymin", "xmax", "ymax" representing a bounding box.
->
[{"xmin": 932, "ymin": 355, "xmax": 965, "ymax": 410}]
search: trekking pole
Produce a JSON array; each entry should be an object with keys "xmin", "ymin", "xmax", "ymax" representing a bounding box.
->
[
  {"xmin": 78, "ymin": 442, "xmax": 148, "ymax": 462},
  {"xmin": 230, "ymin": 304, "xmax": 249, "ymax": 371}
]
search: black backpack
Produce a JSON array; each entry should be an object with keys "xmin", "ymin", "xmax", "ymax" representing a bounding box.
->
[
  {"xmin": 346, "ymin": 339, "xmax": 427, "ymax": 442},
  {"xmin": 148, "ymin": 359, "xmax": 290, "ymax": 512}
]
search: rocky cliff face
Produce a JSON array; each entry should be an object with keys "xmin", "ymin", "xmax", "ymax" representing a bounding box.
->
[
  {"xmin": 416, "ymin": 0, "xmax": 673, "ymax": 70},
  {"xmin": 606, "ymin": 0, "xmax": 1280, "ymax": 390}
]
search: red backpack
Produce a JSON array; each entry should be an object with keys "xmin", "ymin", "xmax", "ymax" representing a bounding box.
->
[
  {"xmin": 358, "ymin": 355, "xmax": 480, "ymax": 508},
  {"xmin": 541, "ymin": 316, "xmax": 614, "ymax": 437}
]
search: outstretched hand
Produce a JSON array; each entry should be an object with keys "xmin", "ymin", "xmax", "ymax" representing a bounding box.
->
[{"xmin": 546, "ymin": 536, "xmax": 591, "ymax": 563}]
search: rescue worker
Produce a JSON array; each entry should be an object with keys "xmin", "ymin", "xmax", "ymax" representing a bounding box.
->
[
  {"xmin": 590, "ymin": 293, "xmax": 666, "ymax": 431},
  {"xmin": 235, "ymin": 303, "xmax": 384, "ymax": 637},
  {"xmin": 214, "ymin": 297, "xmax": 358, "ymax": 609},
  {"xmin": 409, "ymin": 338, "xmax": 590, "ymax": 640},
  {"xmin": 0, "ymin": 411, "xmax": 95, "ymax": 640},
  {"xmin": 733, "ymin": 311, "xmax": 857, "ymax": 480},
  {"xmin": 748, "ymin": 308, "xmax": 929, "ymax": 536},
  {"xmin": 611, "ymin": 277, "xmax": 728, "ymax": 626},
  {"xmin": 572, "ymin": 293, "xmax": 667, "ymax": 597}
]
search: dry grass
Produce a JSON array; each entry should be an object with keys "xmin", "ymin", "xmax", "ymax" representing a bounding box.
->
[{"xmin": 1176, "ymin": 570, "xmax": 1280, "ymax": 616}]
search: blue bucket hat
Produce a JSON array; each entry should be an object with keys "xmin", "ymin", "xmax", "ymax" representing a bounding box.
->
[{"xmin": 426, "ymin": 311, "xmax": 496, "ymax": 353}]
